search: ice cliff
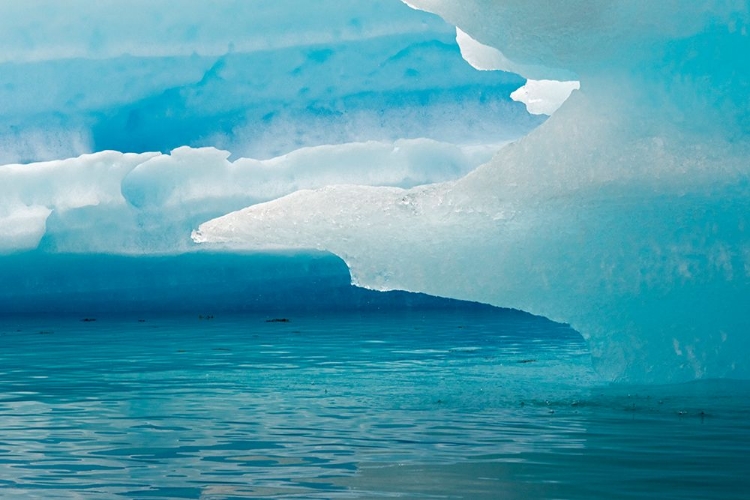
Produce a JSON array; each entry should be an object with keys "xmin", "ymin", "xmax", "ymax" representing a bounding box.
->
[{"xmin": 1, "ymin": 0, "xmax": 748, "ymax": 383}]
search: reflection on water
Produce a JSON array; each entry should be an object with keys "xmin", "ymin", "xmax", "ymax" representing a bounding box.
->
[{"xmin": 0, "ymin": 311, "xmax": 747, "ymax": 498}]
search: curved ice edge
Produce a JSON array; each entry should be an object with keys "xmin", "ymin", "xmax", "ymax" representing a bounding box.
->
[
  {"xmin": 1, "ymin": 138, "xmax": 503, "ymax": 254},
  {"xmin": 0, "ymin": 250, "xmax": 581, "ymax": 331},
  {"xmin": 191, "ymin": 148, "xmax": 750, "ymax": 384}
]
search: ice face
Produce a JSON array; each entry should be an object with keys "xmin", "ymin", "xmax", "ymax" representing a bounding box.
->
[
  {"xmin": 0, "ymin": 0, "xmax": 534, "ymax": 253},
  {"xmin": 194, "ymin": 1, "xmax": 750, "ymax": 382},
  {"xmin": 0, "ymin": 0, "xmax": 536, "ymax": 164}
]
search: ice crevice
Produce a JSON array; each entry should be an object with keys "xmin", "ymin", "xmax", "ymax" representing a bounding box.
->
[{"xmin": 194, "ymin": 1, "xmax": 750, "ymax": 383}]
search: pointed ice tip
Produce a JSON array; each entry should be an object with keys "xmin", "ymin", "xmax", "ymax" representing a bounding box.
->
[
  {"xmin": 510, "ymin": 80, "xmax": 580, "ymax": 115},
  {"xmin": 191, "ymin": 229, "xmax": 206, "ymax": 244}
]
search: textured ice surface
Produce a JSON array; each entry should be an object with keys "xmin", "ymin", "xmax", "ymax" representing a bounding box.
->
[
  {"xmin": 0, "ymin": 140, "xmax": 499, "ymax": 253},
  {"xmin": 0, "ymin": 0, "xmax": 536, "ymax": 164},
  {"xmin": 195, "ymin": 1, "xmax": 750, "ymax": 382},
  {"xmin": 0, "ymin": 1, "xmax": 538, "ymax": 252}
]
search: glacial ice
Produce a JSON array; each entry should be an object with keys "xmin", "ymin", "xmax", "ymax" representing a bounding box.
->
[
  {"xmin": 1, "ymin": 140, "xmax": 497, "ymax": 253},
  {"xmin": 0, "ymin": 0, "xmax": 536, "ymax": 164},
  {"xmin": 194, "ymin": 1, "xmax": 750, "ymax": 382},
  {"xmin": 1, "ymin": 0, "xmax": 748, "ymax": 383},
  {"xmin": 0, "ymin": 0, "xmax": 532, "ymax": 253}
]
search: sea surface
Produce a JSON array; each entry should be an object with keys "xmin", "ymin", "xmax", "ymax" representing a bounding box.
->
[{"xmin": 1, "ymin": 310, "xmax": 748, "ymax": 499}]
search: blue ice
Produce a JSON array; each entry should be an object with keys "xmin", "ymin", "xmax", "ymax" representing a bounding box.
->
[{"xmin": 0, "ymin": 0, "xmax": 748, "ymax": 384}]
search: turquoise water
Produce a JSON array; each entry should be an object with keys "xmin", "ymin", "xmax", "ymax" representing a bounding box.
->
[{"xmin": 1, "ymin": 311, "xmax": 747, "ymax": 499}]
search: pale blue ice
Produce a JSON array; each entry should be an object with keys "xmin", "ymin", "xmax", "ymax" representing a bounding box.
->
[{"xmin": 0, "ymin": 1, "xmax": 748, "ymax": 386}]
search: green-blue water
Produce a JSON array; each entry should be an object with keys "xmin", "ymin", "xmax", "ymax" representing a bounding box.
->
[{"xmin": 1, "ymin": 311, "xmax": 747, "ymax": 499}]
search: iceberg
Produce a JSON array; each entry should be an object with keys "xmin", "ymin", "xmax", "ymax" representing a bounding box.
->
[
  {"xmin": 0, "ymin": 140, "xmax": 498, "ymax": 253},
  {"xmin": 194, "ymin": 1, "xmax": 750, "ymax": 382},
  {"xmin": 4, "ymin": 3, "xmax": 750, "ymax": 497},
  {"xmin": 0, "ymin": 0, "xmax": 533, "ymax": 253},
  {"xmin": 0, "ymin": 0, "xmax": 537, "ymax": 164},
  {"xmin": 1, "ymin": 0, "xmax": 747, "ymax": 383}
]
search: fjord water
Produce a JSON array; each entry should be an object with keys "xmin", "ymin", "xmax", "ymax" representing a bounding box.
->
[{"xmin": 1, "ymin": 254, "xmax": 748, "ymax": 499}]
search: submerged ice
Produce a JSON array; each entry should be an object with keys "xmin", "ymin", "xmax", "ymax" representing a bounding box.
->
[{"xmin": 1, "ymin": 0, "xmax": 748, "ymax": 383}]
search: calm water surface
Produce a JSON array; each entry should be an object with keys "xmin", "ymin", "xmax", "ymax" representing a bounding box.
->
[{"xmin": 0, "ymin": 311, "xmax": 747, "ymax": 499}]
